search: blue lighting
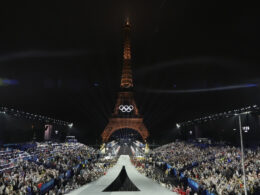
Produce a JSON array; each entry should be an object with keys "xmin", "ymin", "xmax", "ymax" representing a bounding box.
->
[{"xmin": 0, "ymin": 78, "xmax": 19, "ymax": 86}]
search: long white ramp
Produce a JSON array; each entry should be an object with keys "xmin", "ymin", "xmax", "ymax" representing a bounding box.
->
[{"xmin": 68, "ymin": 155, "xmax": 176, "ymax": 195}]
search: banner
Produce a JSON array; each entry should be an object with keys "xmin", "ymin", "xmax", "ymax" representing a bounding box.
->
[
  {"xmin": 66, "ymin": 170, "xmax": 71, "ymax": 178},
  {"xmin": 187, "ymin": 178, "xmax": 199, "ymax": 191},
  {"xmin": 166, "ymin": 163, "xmax": 172, "ymax": 169},
  {"xmin": 205, "ymin": 190, "xmax": 215, "ymax": 195},
  {"xmin": 40, "ymin": 179, "xmax": 54, "ymax": 194}
]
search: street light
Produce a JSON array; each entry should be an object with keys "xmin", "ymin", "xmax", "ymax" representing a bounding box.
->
[
  {"xmin": 242, "ymin": 126, "xmax": 250, "ymax": 133},
  {"xmin": 235, "ymin": 112, "xmax": 250, "ymax": 195}
]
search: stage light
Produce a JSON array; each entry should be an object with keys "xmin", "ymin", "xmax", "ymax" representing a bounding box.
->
[
  {"xmin": 176, "ymin": 123, "xmax": 180, "ymax": 128},
  {"xmin": 68, "ymin": 123, "xmax": 73, "ymax": 128}
]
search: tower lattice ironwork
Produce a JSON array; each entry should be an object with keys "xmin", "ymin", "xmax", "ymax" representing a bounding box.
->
[{"xmin": 101, "ymin": 18, "xmax": 149, "ymax": 142}]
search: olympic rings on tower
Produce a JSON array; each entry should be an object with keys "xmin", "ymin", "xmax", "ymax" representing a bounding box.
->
[{"xmin": 119, "ymin": 105, "xmax": 134, "ymax": 113}]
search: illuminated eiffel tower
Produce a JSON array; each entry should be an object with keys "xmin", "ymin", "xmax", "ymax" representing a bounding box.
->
[{"xmin": 101, "ymin": 18, "xmax": 149, "ymax": 142}]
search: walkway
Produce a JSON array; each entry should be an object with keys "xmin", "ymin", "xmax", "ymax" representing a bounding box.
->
[{"xmin": 68, "ymin": 155, "xmax": 177, "ymax": 195}]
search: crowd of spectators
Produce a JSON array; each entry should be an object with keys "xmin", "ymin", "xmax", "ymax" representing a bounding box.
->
[
  {"xmin": 132, "ymin": 156, "xmax": 193, "ymax": 194},
  {"xmin": 2, "ymin": 140, "xmax": 260, "ymax": 194},
  {"xmin": 0, "ymin": 142, "xmax": 117, "ymax": 194},
  {"xmin": 145, "ymin": 141, "xmax": 260, "ymax": 195}
]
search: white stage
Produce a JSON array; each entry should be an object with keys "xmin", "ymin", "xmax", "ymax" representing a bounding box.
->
[{"xmin": 68, "ymin": 155, "xmax": 177, "ymax": 195}]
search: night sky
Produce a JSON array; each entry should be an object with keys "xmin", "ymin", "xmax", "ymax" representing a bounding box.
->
[{"xmin": 0, "ymin": 0, "xmax": 260, "ymax": 145}]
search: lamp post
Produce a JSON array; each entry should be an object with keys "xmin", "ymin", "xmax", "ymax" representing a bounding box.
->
[{"xmin": 236, "ymin": 113, "xmax": 248, "ymax": 195}]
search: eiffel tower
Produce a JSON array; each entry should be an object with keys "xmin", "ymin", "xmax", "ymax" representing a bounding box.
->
[{"xmin": 101, "ymin": 18, "xmax": 149, "ymax": 142}]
